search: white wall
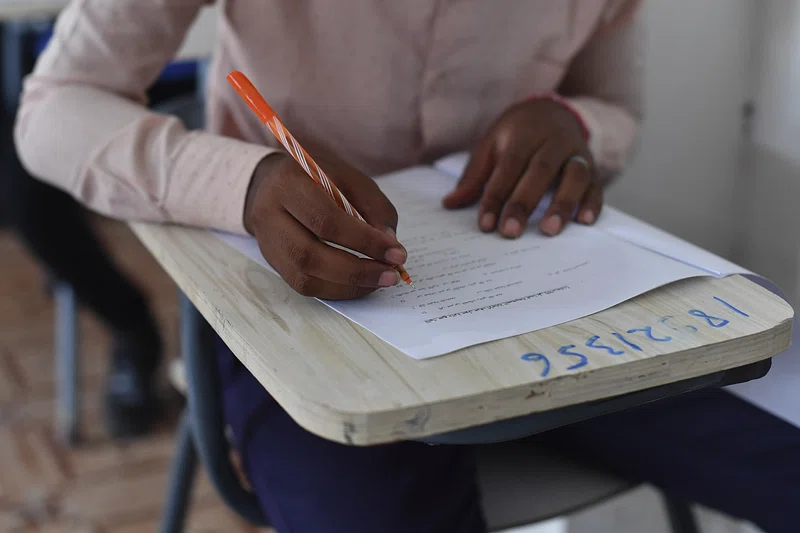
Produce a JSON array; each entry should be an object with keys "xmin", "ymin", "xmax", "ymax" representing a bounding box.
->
[
  {"xmin": 750, "ymin": 0, "xmax": 800, "ymax": 163},
  {"xmin": 176, "ymin": 4, "xmax": 217, "ymax": 60},
  {"xmin": 607, "ymin": 0, "xmax": 757, "ymax": 257},
  {"xmin": 730, "ymin": 1, "xmax": 800, "ymax": 301}
]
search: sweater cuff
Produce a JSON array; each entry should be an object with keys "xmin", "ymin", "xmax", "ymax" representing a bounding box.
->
[
  {"xmin": 561, "ymin": 97, "xmax": 601, "ymax": 161},
  {"xmin": 164, "ymin": 131, "xmax": 277, "ymax": 235},
  {"xmin": 563, "ymin": 96, "xmax": 638, "ymax": 177}
]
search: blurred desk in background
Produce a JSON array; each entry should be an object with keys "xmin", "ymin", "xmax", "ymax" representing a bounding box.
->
[
  {"xmin": 0, "ymin": 0, "xmax": 217, "ymax": 60},
  {"xmin": 0, "ymin": 1, "xmax": 217, "ymax": 60},
  {"xmin": 0, "ymin": 1, "xmax": 65, "ymax": 21}
]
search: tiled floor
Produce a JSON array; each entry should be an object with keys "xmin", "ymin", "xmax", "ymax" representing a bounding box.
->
[{"xmin": 0, "ymin": 220, "xmax": 264, "ymax": 533}]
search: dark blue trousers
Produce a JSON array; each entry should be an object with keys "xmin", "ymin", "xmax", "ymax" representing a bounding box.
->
[{"xmin": 217, "ymin": 343, "xmax": 800, "ymax": 533}]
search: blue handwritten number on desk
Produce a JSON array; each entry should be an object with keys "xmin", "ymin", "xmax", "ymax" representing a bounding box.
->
[
  {"xmin": 626, "ymin": 326, "xmax": 671, "ymax": 342},
  {"xmin": 586, "ymin": 336, "xmax": 624, "ymax": 355},
  {"xmin": 521, "ymin": 353, "xmax": 550, "ymax": 377},
  {"xmin": 713, "ymin": 296, "xmax": 750, "ymax": 317},
  {"xmin": 611, "ymin": 332, "xmax": 643, "ymax": 351},
  {"xmin": 558, "ymin": 345, "xmax": 589, "ymax": 370},
  {"xmin": 688, "ymin": 309, "xmax": 729, "ymax": 328},
  {"xmin": 658, "ymin": 316, "xmax": 697, "ymax": 333}
]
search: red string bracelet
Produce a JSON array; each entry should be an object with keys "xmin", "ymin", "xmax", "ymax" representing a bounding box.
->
[{"xmin": 528, "ymin": 92, "xmax": 590, "ymax": 142}]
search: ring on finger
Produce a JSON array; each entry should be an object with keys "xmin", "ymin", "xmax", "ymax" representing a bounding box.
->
[{"xmin": 564, "ymin": 154, "xmax": 590, "ymax": 171}]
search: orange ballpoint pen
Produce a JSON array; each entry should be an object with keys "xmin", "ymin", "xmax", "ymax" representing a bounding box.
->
[{"xmin": 226, "ymin": 70, "xmax": 412, "ymax": 286}]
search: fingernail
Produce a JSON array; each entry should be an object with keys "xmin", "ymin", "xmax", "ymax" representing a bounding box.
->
[
  {"xmin": 502, "ymin": 218, "xmax": 522, "ymax": 238},
  {"xmin": 379, "ymin": 270, "xmax": 400, "ymax": 287},
  {"xmin": 580, "ymin": 210, "xmax": 595, "ymax": 224},
  {"xmin": 480, "ymin": 212, "xmax": 496, "ymax": 231},
  {"xmin": 384, "ymin": 227, "xmax": 396, "ymax": 237},
  {"xmin": 385, "ymin": 247, "xmax": 407, "ymax": 265},
  {"xmin": 541, "ymin": 214, "xmax": 562, "ymax": 235}
]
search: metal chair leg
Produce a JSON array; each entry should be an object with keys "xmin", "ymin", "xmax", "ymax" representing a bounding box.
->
[
  {"xmin": 54, "ymin": 282, "xmax": 80, "ymax": 446},
  {"xmin": 159, "ymin": 411, "xmax": 198, "ymax": 533},
  {"xmin": 178, "ymin": 290, "xmax": 268, "ymax": 527},
  {"xmin": 663, "ymin": 493, "xmax": 700, "ymax": 533}
]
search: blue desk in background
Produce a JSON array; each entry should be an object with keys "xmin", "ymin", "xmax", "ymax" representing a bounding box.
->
[
  {"xmin": 0, "ymin": 16, "xmax": 205, "ymax": 442},
  {"xmin": 1, "ymin": 20, "xmax": 201, "ymax": 111}
]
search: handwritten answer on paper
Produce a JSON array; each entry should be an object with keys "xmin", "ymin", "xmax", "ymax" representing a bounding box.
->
[
  {"xmin": 324, "ymin": 167, "xmax": 724, "ymax": 359},
  {"xmin": 520, "ymin": 296, "xmax": 750, "ymax": 377},
  {"xmin": 214, "ymin": 165, "xmax": 750, "ymax": 360}
]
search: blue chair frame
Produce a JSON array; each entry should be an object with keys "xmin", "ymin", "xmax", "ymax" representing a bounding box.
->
[
  {"xmin": 2, "ymin": 20, "xmax": 83, "ymax": 444},
  {"xmin": 159, "ymin": 292, "xmax": 268, "ymax": 533},
  {"xmin": 1, "ymin": 18, "xmax": 201, "ymax": 445}
]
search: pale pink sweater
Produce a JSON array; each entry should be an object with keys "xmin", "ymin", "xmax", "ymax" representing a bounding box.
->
[{"xmin": 14, "ymin": 0, "xmax": 643, "ymax": 236}]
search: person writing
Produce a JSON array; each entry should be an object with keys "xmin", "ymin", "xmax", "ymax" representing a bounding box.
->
[{"xmin": 15, "ymin": 1, "xmax": 799, "ymax": 531}]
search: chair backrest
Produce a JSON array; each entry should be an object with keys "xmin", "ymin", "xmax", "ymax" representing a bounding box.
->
[{"xmin": 179, "ymin": 292, "xmax": 269, "ymax": 527}]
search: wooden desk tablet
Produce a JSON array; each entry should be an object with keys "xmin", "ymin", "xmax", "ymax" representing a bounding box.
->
[{"xmin": 130, "ymin": 222, "xmax": 794, "ymax": 446}]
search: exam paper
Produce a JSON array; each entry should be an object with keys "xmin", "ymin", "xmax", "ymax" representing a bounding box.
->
[
  {"xmin": 436, "ymin": 152, "xmax": 754, "ymax": 278},
  {"xmin": 216, "ymin": 165, "xmax": 724, "ymax": 359}
]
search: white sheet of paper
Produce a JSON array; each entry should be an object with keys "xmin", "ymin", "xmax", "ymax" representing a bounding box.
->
[
  {"xmin": 437, "ymin": 152, "xmax": 756, "ymax": 278},
  {"xmin": 215, "ymin": 165, "xmax": 735, "ymax": 359}
]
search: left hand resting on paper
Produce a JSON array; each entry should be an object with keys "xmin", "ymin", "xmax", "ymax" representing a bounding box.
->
[{"xmin": 442, "ymin": 97, "xmax": 600, "ymax": 238}]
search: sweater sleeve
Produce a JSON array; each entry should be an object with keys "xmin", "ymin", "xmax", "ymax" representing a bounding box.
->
[
  {"xmin": 13, "ymin": 0, "xmax": 275, "ymax": 235},
  {"xmin": 559, "ymin": 0, "xmax": 645, "ymax": 183}
]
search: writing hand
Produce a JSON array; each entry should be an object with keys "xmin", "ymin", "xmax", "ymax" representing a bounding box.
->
[
  {"xmin": 442, "ymin": 98, "xmax": 601, "ymax": 238},
  {"xmin": 244, "ymin": 151, "xmax": 407, "ymax": 300}
]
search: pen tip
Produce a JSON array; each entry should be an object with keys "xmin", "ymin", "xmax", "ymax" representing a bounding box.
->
[{"xmin": 396, "ymin": 266, "xmax": 413, "ymax": 286}]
